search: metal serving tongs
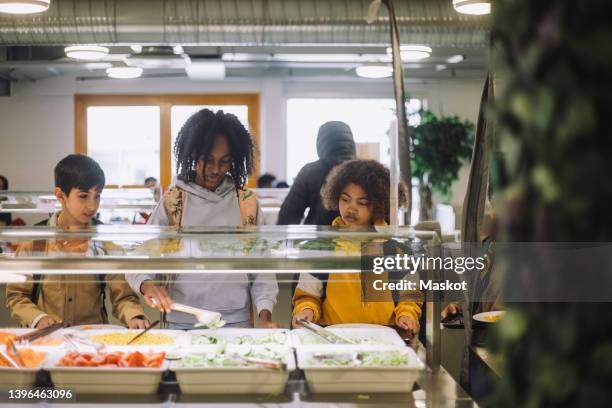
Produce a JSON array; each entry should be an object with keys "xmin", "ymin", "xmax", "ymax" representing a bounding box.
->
[
  {"xmin": 232, "ymin": 353, "xmax": 286, "ymax": 370},
  {"xmin": 312, "ymin": 351, "xmax": 363, "ymax": 365},
  {"xmin": 296, "ymin": 318, "xmax": 354, "ymax": 345},
  {"xmin": 149, "ymin": 299, "xmax": 225, "ymax": 328},
  {"xmin": 62, "ymin": 332, "xmax": 106, "ymax": 353},
  {"xmin": 8, "ymin": 322, "xmax": 66, "ymax": 365},
  {"xmin": 13, "ymin": 322, "xmax": 65, "ymax": 345},
  {"xmin": 0, "ymin": 348, "xmax": 20, "ymax": 368},
  {"xmin": 127, "ymin": 320, "xmax": 160, "ymax": 345}
]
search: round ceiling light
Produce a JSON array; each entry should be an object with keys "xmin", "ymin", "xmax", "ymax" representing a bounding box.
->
[
  {"xmin": 65, "ymin": 45, "xmax": 109, "ymax": 61},
  {"xmin": 106, "ymin": 66, "xmax": 143, "ymax": 79},
  {"xmin": 0, "ymin": 0, "xmax": 50, "ymax": 14},
  {"xmin": 386, "ymin": 45, "xmax": 432, "ymax": 61},
  {"xmin": 355, "ymin": 65, "xmax": 393, "ymax": 79},
  {"xmin": 452, "ymin": 0, "xmax": 491, "ymax": 15}
]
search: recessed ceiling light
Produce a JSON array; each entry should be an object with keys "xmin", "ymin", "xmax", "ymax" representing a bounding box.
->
[
  {"xmin": 452, "ymin": 0, "xmax": 491, "ymax": 15},
  {"xmin": 65, "ymin": 45, "xmax": 109, "ymax": 61},
  {"xmin": 436, "ymin": 64, "xmax": 448, "ymax": 71},
  {"xmin": 106, "ymin": 66, "xmax": 143, "ymax": 79},
  {"xmin": 355, "ymin": 65, "xmax": 393, "ymax": 79},
  {"xmin": 386, "ymin": 45, "xmax": 432, "ymax": 61},
  {"xmin": 446, "ymin": 54, "xmax": 465, "ymax": 64},
  {"xmin": 0, "ymin": 0, "xmax": 50, "ymax": 14}
]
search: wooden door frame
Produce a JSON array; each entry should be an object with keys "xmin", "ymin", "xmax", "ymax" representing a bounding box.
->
[{"xmin": 74, "ymin": 94, "xmax": 261, "ymax": 189}]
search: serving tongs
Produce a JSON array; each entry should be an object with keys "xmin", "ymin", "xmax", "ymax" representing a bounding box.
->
[
  {"xmin": 13, "ymin": 322, "xmax": 65, "ymax": 345},
  {"xmin": 296, "ymin": 318, "xmax": 354, "ymax": 344},
  {"xmin": 312, "ymin": 351, "xmax": 363, "ymax": 365},
  {"xmin": 232, "ymin": 354, "xmax": 286, "ymax": 370},
  {"xmin": 149, "ymin": 299, "xmax": 224, "ymax": 327},
  {"xmin": 0, "ymin": 348, "xmax": 20, "ymax": 368},
  {"xmin": 4, "ymin": 322, "xmax": 64, "ymax": 367},
  {"xmin": 62, "ymin": 332, "xmax": 106, "ymax": 353},
  {"xmin": 127, "ymin": 320, "xmax": 160, "ymax": 345}
]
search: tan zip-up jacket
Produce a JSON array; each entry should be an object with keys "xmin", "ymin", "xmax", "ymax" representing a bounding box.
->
[{"xmin": 5, "ymin": 214, "xmax": 145, "ymax": 328}]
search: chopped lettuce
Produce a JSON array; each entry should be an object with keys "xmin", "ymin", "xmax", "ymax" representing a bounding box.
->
[
  {"xmin": 310, "ymin": 350, "xmax": 409, "ymax": 367},
  {"xmin": 180, "ymin": 349, "xmax": 284, "ymax": 368}
]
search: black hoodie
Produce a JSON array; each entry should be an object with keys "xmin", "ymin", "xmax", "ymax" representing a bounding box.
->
[{"xmin": 278, "ymin": 121, "xmax": 356, "ymax": 225}]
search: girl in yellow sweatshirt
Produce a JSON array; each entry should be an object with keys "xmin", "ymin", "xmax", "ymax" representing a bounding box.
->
[{"xmin": 291, "ymin": 160, "xmax": 422, "ymax": 335}]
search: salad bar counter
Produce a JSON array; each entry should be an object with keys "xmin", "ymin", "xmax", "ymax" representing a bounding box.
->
[{"xmin": 0, "ymin": 326, "xmax": 474, "ymax": 407}]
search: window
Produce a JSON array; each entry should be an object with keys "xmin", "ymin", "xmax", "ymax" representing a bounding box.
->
[
  {"xmin": 75, "ymin": 94, "xmax": 260, "ymax": 188},
  {"xmin": 286, "ymin": 98, "xmax": 423, "ymax": 183},
  {"xmin": 87, "ymin": 106, "xmax": 160, "ymax": 185}
]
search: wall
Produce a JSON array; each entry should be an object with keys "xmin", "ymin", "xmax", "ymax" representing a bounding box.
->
[{"xmin": 0, "ymin": 74, "xmax": 485, "ymax": 223}]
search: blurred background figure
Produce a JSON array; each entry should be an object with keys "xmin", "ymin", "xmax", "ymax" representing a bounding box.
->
[
  {"xmin": 0, "ymin": 175, "xmax": 12, "ymax": 226},
  {"xmin": 257, "ymin": 173, "xmax": 276, "ymax": 188},
  {"xmin": 278, "ymin": 121, "xmax": 355, "ymax": 225},
  {"xmin": 276, "ymin": 181, "xmax": 289, "ymax": 188},
  {"xmin": 144, "ymin": 176, "xmax": 160, "ymax": 202}
]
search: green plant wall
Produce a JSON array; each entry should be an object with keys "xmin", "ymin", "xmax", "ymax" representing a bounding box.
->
[{"xmin": 488, "ymin": 0, "xmax": 612, "ymax": 406}]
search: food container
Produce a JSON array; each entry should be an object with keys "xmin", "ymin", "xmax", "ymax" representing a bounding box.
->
[
  {"xmin": 291, "ymin": 326, "xmax": 407, "ymax": 348},
  {"xmin": 297, "ymin": 346, "xmax": 424, "ymax": 394},
  {"xmin": 44, "ymin": 350, "xmax": 168, "ymax": 394},
  {"xmin": 83, "ymin": 329, "xmax": 187, "ymax": 349},
  {"xmin": 0, "ymin": 349, "xmax": 46, "ymax": 389},
  {"xmin": 0, "ymin": 366, "xmax": 41, "ymax": 388},
  {"xmin": 171, "ymin": 345, "xmax": 295, "ymax": 395},
  {"xmin": 189, "ymin": 328, "xmax": 292, "ymax": 348}
]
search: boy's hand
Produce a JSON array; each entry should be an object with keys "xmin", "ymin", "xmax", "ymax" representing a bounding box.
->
[
  {"xmin": 292, "ymin": 308, "xmax": 314, "ymax": 328},
  {"xmin": 258, "ymin": 310, "xmax": 280, "ymax": 328},
  {"xmin": 35, "ymin": 316, "xmax": 57, "ymax": 329},
  {"xmin": 140, "ymin": 280, "xmax": 173, "ymax": 312},
  {"xmin": 128, "ymin": 317, "xmax": 150, "ymax": 329},
  {"xmin": 397, "ymin": 316, "xmax": 420, "ymax": 335}
]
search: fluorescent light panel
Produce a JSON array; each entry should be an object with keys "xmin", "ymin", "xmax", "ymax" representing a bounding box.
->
[
  {"xmin": 0, "ymin": 0, "xmax": 50, "ymax": 14},
  {"xmin": 106, "ymin": 66, "xmax": 143, "ymax": 79},
  {"xmin": 386, "ymin": 45, "xmax": 432, "ymax": 61},
  {"xmin": 185, "ymin": 61, "xmax": 226, "ymax": 80},
  {"xmin": 452, "ymin": 0, "xmax": 491, "ymax": 15},
  {"xmin": 65, "ymin": 45, "xmax": 109, "ymax": 61},
  {"xmin": 446, "ymin": 54, "xmax": 465, "ymax": 64},
  {"xmin": 355, "ymin": 65, "xmax": 393, "ymax": 79}
]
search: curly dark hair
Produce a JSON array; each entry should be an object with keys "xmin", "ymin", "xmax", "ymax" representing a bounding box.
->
[
  {"xmin": 174, "ymin": 109, "xmax": 254, "ymax": 190},
  {"xmin": 320, "ymin": 160, "xmax": 406, "ymax": 223}
]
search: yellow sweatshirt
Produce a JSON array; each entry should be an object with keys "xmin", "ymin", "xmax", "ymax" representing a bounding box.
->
[{"xmin": 292, "ymin": 217, "xmax": 422, "ymax": 326}]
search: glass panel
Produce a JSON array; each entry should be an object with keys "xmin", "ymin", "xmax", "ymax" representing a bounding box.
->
[
  {"xmin": 286, "ymin": 98, "xmax": 423, "ymax": 183},
  {"xmin": 0, "ymin": 225, "xmax": 431, "ymax": 272},
  {"xmin": 87, "ymin": 106, "xmax": 161, "ymax": 186},
  {"xmin": 170, "ymin": 105, "xmax": 249, "ymax": 179}
]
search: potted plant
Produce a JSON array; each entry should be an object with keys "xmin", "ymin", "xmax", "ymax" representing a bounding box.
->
[{"xmin": 410, "ymin": 110, "xmax": 474, "ymax": 221}]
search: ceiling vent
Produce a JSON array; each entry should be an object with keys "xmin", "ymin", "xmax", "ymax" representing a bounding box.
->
[{"xmin": 125, "ymin": 46, "xmax": 190, "ymax": 69}]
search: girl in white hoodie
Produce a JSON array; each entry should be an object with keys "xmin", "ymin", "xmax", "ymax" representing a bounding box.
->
[{"xmin": 127, "ymin": 109, "xmax": 279, "ymax": 329}]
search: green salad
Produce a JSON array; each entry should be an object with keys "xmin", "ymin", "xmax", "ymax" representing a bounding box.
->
[
  {"xmin": 300, "ymin": 333, "xmax": 393, "ymax": 346},
  {"xmin": 311, "ymin": 350, "xmax": 409, "ymax": 367},
  {"xmin": 181, "ymin": 349, "xmax": 284, "ymax": 368},
  {"xmin": 192, "ymin": 332, "xmax": 288, "ymax": 346}
]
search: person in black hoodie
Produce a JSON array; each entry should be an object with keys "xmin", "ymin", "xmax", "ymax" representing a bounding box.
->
[{"xmin": 278, "ymin": 121, "xmax": 356, "ymax": 225}]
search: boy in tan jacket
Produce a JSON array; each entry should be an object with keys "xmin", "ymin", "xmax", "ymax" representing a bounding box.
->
[{"xmin": 6, "ymin": 154, "xmax": 148, "ymax": 329}]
